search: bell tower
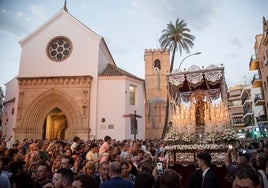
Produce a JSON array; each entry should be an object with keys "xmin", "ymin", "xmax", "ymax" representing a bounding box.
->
[{"xmin": 144, "ymin": 49, "xmax": 170, "ymax": 139}]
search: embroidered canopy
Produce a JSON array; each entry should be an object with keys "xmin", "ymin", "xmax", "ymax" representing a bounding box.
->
[{"xmin": 168, "ymin": 64, "xmax": 227, "ymax": 103}]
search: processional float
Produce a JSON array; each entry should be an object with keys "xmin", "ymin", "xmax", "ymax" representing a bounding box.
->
[{"xmin": 165, "ymin": 64, "xmax": 237, "ymax": 165}]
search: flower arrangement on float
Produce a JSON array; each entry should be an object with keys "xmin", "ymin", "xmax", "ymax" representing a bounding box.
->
[
  {"xmin": 164, "ymin": 127, "xmax": 225, "ymax": 151},
  {"xmin": 164, "ymin": 125, "xmax": 238, "ymax": 151},
  {"xmin": 206, "ymin": 132, "xmax": 221, "ymax": 144},
  {"xmin": 181, "ymin": 133, "xmax": 195, "ymax": 144},
  {"xmin": 164, "ymin": 128, "xmax": 181, "ymax": 145},
  {"xmin": 221, "ymin": 127, "xmax": 239, "ymax": 144},
  {"xmin": 165, "ymin": 143, "xmax": 226, "ymax": 151},
  {"xmin": 164, "ymin": 127, "xmax": 195, "ymax": 145}
]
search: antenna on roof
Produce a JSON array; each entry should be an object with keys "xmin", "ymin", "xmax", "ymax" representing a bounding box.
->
[{"xmin": 63, "ymin": 0, "xmax": 68, "ymax": 12}]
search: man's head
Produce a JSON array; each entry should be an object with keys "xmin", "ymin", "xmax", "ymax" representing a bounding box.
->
[
  {"xmin": 263, "ymin": 144, "xmax": 268, "ymax": 155},
  {"xmin": 72, "ymin": 174, "xmax": 97, "ymax": 188},
  {"xmin": 89, "ymin": 143, "xmax": 98, "ymax": 153},
  {"xmin": 99, "ymin": 161, "xmax": 109, "ymax": 179},
  {"xmin": 233, "ymin": 167, "xmax": 261, "ymax": 188},
  {"xmin": 53, "ymin": 168, "xmax": 74, "ymax": 188},
  {"xmin": 135, "ymin": 172, "xmax": 155, "ymax": 188},
  {"xmin": 256, "ymin": 152, "xmax": 267, "ymax": 170},
  {"xmin": 237, "ymin": 156, "xmax": 249, "ymax": 169},
  {"xmin": 160, "ymin": 169, "xmax": 181, "ymax": 188},
  {"xmin": 1, "ymin": 157, "xmax": 10, "ymax": 171},
  {"xmin": 60, "ymin": 155, "xmax": 74, "ymax": 169},
  {"xmin": 36, "ymin": 162, "xmax": 51, "ymax": 182},
  {"xmin": 104, "ymin": 136, "xmax": 112, "ymax": 144},
  {"xmin": 197, "ymin": 151, "xmax": 211, "ymax": 170},
  {"xmin": 109, "ymin": 161, "xmax": 121, "ymax": 178},
  {"xmin": 73, "ymin": 136, "xmax": 80, "ymax": 142},
  {"xmin": 10, "ymin": 160, "xmax": 26, "ymax": 175}
]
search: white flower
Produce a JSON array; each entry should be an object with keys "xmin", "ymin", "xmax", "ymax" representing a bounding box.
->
[
  {"xmin": 164, "ymin": 143, "xmax": 226, "ymax": 151},
  {"xmin": 221, "ymin": 127, "xmax": 238, "ymax": 142}
]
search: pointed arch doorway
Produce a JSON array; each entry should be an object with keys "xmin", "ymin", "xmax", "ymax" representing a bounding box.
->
[{"xmin": 43, "ymin": 107, "xmax": 68, "ymax": 140}]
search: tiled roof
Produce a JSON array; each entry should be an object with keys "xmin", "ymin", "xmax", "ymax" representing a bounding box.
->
[{"xmin": 100, "ymin": 64, "xmax": 144, "ymax": 82}]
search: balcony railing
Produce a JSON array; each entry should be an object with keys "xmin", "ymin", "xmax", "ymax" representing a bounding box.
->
[
  {"xmin": 252, "ymin": 74, "xmax": 262, "ymax": 88},
  {"xmin": 243, "ymin": 109, "xmax": 253, "ymax": 116},
  {"xmin": 232, "ymin": 117, "xmax": 244, "ymax": 125},
  {"xmin": 254, "ymin": 94, "xmax": 265, "ymax": 106},
  {"xmin": 256, "ymin": 115, "xmax": 268, "ymax": 122},
  {"xmin": 249, "ymin": 54, "xmax": 259, "ymax": 70},
  {"xmin": 242, "ymin": 99, "xmax": 252, "ymax": 107}
]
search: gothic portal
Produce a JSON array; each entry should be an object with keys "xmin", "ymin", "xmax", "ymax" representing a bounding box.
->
[{"xmin": 13, "ymin": 76, "xmax": 92, "ymax": 141}]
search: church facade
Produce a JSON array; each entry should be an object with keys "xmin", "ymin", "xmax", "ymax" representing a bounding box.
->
[{"xmin": 2, "ymin": 8, "xmax": 145, "ymax": 142}]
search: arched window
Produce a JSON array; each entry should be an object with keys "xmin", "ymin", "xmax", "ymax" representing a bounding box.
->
[{"xmin": 154, "ymin": 59, "xmax": 161, "ymax": 70}]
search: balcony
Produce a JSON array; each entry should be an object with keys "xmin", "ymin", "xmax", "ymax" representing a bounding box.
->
[
  {"xmin": 249, "ymin": 54, "xmax": 259, "ymax": 70},
  {"xmin": 229, "ymin": 106, "xmax": 244, "ymax": 115},
  {"xmin": 256, "ymin": 115, "xmax": 268, "ymax": 123},
  {"xmin": 243, "ymin": 109, "xmax": 253, "ymax": 119},
  {"xmin": 252, "ymin": 74, "xmax": 262, "ymax": 88},
  {"xmin": 242, "ymin": 98, "xmax": 252, "ymax": 107},
  {"xmin": 254, "ymin": 94, "xmax": 265, "ymax": 106},
  {"xmin": 232, "ymin": 117, "xmax": 244, "ymax": 128}
]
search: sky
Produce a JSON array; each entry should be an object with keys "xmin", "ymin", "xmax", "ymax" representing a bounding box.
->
[{"xmin": 0, "ymin": 0, "xmax": 267, "ymax": 91}]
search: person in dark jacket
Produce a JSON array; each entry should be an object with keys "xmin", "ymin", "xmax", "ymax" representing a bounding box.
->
[
  {"xmin": 10, "ymin": 160, "xmax": 33, "ymax": 188},
  {"xmin": 93, "ymin": 161, "xmax": 110, "ymax": 187},
  {"xmin": 99, "ymin": 161, "xmax": 134, "ymax": 188},
  {"xmin": 197, "ymin": 151, "xmax": 219, "ymax": 188},
  {"xmin": 33, "ymin": 162, "xmax": 53, "ymax": 188},
  {"xmin": 185, "ymin": 168, "xmax": 202, "ymax": 188},
  {"xmin": 72, "ymin": 174, "xmax": 97, "ymax": 188}
]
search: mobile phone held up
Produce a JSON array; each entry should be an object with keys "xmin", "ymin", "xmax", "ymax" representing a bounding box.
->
[{"xmin": 156, "ymin": 162, "xmax": 164, "ymax": 174}]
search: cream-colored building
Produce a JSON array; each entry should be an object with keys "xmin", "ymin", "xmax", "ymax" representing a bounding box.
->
[
  {"xmin": 228, "ymin": 85, "xmax": 245, "ymax": 131},
  {"xmin": 1, "ymin": 7, "xmax": 144, "ymax": 142},
  {"xmin": 248, "ymin": 17, "xmax": 268, "ymax": 137},
  {"xmin": 241, "ymin": 86, "xmax": 266, "ymax": 138}
]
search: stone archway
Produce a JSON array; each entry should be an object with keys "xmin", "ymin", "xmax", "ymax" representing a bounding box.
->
[
  {"xmin": 17, "ymin": 89, "xmax": 82, "ymax": 141},
  {"xmin": 44, "ymin": 107, "xmax": 68, "ymax": 140},
  {"xmin": 14, "ymin": 76, "xmax": 92, "ymax": 141}
]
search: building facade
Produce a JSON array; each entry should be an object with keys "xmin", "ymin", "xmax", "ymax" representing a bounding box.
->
[
  {"xmin": 228, "ymin": 85, "xmax": 245, "ymax": 133},
  {"xmin": 241, "ymin": 86, "xmax": 266, "ymax": 138},
  {"xmin": 1, "ymin": 8, "xmax": 145, "ymax": 142},
  {"xmin": 248, "ymin": 17, "xmax": 268, "ymax": 138}
]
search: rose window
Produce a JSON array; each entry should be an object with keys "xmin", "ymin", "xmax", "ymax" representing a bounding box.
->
[{"xmin": 47, "ymin": 37, "xmax": 72, "ymax": 62}]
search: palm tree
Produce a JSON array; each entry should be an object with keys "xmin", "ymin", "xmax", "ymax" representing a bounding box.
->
[{"xmin": 159, "ymin": 18, "xmax": 195, "ymax": 138}]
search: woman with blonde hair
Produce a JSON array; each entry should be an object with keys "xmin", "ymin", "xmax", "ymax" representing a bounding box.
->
[{"xmin": 82, "ymin": 161, "xmax": 96, "ymax": 177}]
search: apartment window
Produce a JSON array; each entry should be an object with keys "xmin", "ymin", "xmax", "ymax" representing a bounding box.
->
[
  {"xmin": 129, "ymin": 85, "xmax": 136, "ymax": 105},
  {"xmin": 265, "ymin": 81, "xmax": 267, "ymax": 91}
]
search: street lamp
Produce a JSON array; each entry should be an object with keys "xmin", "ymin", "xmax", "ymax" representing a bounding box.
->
[{"xmin": 178, "ymin": 52, "xmax": 201, "ymax": 70}]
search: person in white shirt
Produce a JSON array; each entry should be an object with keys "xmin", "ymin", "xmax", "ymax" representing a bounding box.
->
[
  {"xmin": 197, "ymin": 151, "xmax": 219, "ymax": 188},
  {"xmin": 70, "ymin": 136, "xmax": 80, "ymax": 153}
]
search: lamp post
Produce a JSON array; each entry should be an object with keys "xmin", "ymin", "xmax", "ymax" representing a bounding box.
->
[{"xmin": 178, "ymin": 52, "xmax": 201, "ymax": 70}]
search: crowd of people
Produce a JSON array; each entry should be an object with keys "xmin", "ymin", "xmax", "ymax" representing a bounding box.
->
[{"xmin": 0, "ymin": 135, "xmax": 267, "ymax": 188}]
